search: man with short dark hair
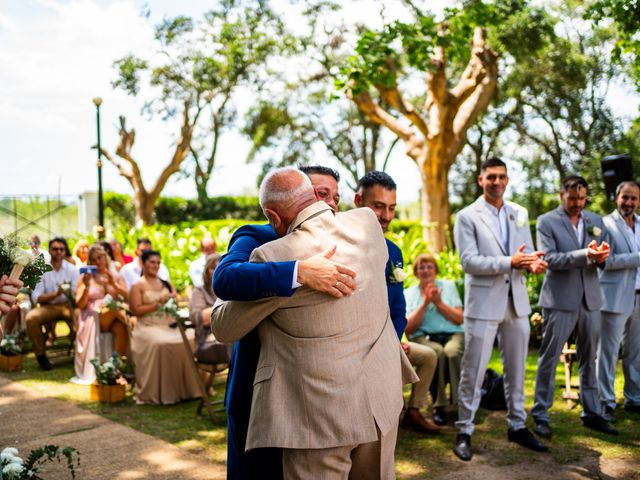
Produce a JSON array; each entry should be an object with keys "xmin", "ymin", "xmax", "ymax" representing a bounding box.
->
[
  {"xmin": 453, "ymin": 158, "xmax": 548, "ymax": 460},
  {"xmin": 355, "ymin": 170, "xmax": 441, "ymax": 434},
  {"xmin": 532, "ymin": 175, "xmax": 617, "ymax": 437},
  {"xmin": 597, "ymin": 180, "xmax": 640, "ymax": 419},
  {"xmin": 25, "ymin": 237, "xmax": 78, "ymax": 370},
  {"xmin": 299, "ymin": 165, "xmax": 341, "ymax": 213},
  {"xmin": 120, "ymin": 238, "xmax": 170, "ymax": 290}
]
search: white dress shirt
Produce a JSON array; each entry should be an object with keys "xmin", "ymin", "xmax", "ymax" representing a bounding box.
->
[
  {"xmin": 31, "ymin": 260, "xmax": 79, "ymax": 305},
  {"xmin": 482, "ymin": 197, "xmax": 509, "ymax": 252}
]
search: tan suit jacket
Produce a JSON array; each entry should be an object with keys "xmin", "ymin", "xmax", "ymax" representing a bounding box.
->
[{"xmin": 212, "ymin": 201, "xmax": 416, "ymax": 450}]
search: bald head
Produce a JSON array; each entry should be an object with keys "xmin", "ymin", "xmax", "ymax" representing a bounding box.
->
[
  {"xmin": 200, "ymin": 236, "xmax": 216, "ymax": 255},
  {"xmin": 259, "ymin": 167, "xmax": 317, "ymax": 236}
]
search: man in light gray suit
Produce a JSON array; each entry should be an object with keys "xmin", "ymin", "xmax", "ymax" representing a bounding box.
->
[
  {"xmin": 212, "ymin": 167, "xmax": 416, "ymax": 479},
  {"xmin": 453, "ymin": 158, "xmax": 548, "ymax": 461},
  {"xmin": 532, "ymin": 175, "xmax": 618, "ymax": 437},
  {"xmin": 598, "ymin": 181, "xmax": 640, "ymax": 420}
]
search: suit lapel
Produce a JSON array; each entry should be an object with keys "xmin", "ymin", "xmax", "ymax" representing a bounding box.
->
[
  {"xmin": 475, "ymin": 198, "xmax": 507, "ymax": 255},
  {"xmin": 614, "ymin": 211, "xmax": 635, "ymax": 252},
  {"xmin": 558, "ymin": 207, "xmax": 580, "ymax": 249}
]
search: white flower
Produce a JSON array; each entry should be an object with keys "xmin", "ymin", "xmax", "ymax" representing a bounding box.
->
[
  {"xmin": 12, "ymin": 248, "xmax": 33, "ymax": 267},
  {"xmin": 593, "ymin": 226, "xmax": 602, "ymax": 237},
  {"xmin": 1, "ymin": 448, "xmax": 19, "ymax": 462},
  {"xmin": 3, "ymin": 461, "xmax": 24, "ymax": 475},
  {"xmin": 393, "ymin": 267, "xmax": 407, "ymax": 282}
]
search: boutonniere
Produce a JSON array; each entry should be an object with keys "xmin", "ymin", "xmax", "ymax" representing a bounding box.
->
[
  {"xmin": 388, "ymin": 261, "xmax": 407, "ymax": 284},
  {"xmin": 587, "ymin": 225, "xmax": 602, "ymax": 237}
]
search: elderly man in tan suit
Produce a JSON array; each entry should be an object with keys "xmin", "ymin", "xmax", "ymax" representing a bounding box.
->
[{"xmin": 212, "ymin": 167, "xmax": 416, "ymax": 479}]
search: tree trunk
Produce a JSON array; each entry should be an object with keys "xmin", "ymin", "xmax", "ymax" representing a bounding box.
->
[{"xmin": 420, "ymin": 165, "xmax": 451, "ymax": 251}]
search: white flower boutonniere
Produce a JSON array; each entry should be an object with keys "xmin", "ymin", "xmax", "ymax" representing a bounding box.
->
[
  {"xmin": 587, "ymin": 225, "xmax": 602, "ymax": 237},
  {"xmin": 388, "ymin": 261, "xmax": 407, "ymax": 284}
]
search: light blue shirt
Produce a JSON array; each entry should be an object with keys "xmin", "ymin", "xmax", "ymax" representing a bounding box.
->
[
  {"xmin": 481, "ymin": 197, "xmax": 508, "ymax": 251},
  {"xmin": 623, "ymin": 214, "xmax": 640, "ymax": 290},
  {"xmin": 404, "ymin": 279, "xmax": 464, "ymax": 338}
]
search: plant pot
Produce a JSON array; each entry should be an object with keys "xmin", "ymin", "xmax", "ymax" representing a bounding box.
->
[
  {"xmin": 0, "ymin": 354, "xmax": 22, "ymax": 372},
  {"xmin": 90, "ymin": 383, "xmax": 125, "ymax": 403}
]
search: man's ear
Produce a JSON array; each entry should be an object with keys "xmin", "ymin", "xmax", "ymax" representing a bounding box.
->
[
  {"xmin": 354, "ymin": 192, "xmax": 363, "ymax": 207},
  {"xmin": 264, "ymin": 208, "xmax": 282, "ymax": 230}
]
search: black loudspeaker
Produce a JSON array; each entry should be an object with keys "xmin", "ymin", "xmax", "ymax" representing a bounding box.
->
[{"xmin": 601, "ymin": 154, "xmax": 633, "ymax": 201}]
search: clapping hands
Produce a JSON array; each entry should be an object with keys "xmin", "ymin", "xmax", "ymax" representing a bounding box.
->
[
  {"xmin": 422, "ymin": 283, "xmax": 443, "ymax": 307},
  {"xmin": 587, "ymin": 240, "xmax": 610, "ymax": 264},
  {"xmin": 512, "ymin": 244, "xmax": 547, "ymax": 273}
]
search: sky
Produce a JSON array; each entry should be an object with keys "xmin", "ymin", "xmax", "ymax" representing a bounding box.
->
[{"xmin": 0, "ymin": 0, "xmax": 638, "ymax": 209}]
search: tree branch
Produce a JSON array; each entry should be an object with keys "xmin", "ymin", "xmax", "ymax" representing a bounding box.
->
[{"xmin": 377, "ymin": 85, "xmax": 429, "ymax": 138}]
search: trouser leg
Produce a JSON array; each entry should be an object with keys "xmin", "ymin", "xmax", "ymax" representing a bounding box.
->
[
  {"xmin": 408, "ymin": 340, "xmax": 439, "ymax": 409},
  {"xmin": 444, "ymin": 333, "xmax": 464, "ymax": 407},
  {"xmin": 25, "ymin": 304, "xmax": 71, "ymax": 355},
  {"xmin": 497, "ymin": 300, "xmax": 530, "ymax": 431},
  {"xmin": 597, "ymin": 311, "xmax": 625, "ymax": 409},
  {"xmin": 455, "ymin": 317, "xmax": 499, "ymax": 435},
  {"xmin": 622, "ymin": 296, "xmax": 640, "ymax": 406},
  {"xmin": 350, "ymin": 425, "xmax": 397, "ymax": 480},
  {"xmin": 575, "ymin": 305, "xmax": 602, "ymax": 418},
  {"xmin": 531, "ymin": 308, "xmax": 578, "ymax": 423}
]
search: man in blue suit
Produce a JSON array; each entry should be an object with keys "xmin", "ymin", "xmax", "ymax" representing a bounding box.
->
[
  {"xmin": 355, "ymin": 171, "xmax": 440, "ymax": 434},
  {"xmin": 213, "ymin": 166, "xmax": 356, "ymax": 479}
]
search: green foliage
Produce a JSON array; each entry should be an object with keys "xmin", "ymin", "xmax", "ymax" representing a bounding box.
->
[
  {"xmin": 90, "ymin": 352, "xmax": 124, "ymax": 386},
  {"xmin": 104, "ymin": 192, "xmax": 263, "ymax": 226},
  {"xmin": 112, "ymin": 54, "xmax": 148, "ymax": 96},
  {"xmin": 0, "ymin": 445, "xmax": 79, "ymax": 480},
  {"xmin": 0, "ymin": 332, "xmax": 21, "ymax": 356}
]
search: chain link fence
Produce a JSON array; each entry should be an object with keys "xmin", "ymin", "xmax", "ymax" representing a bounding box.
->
[{"xmin": 0, "ymin": 195, "xmax": 81, "ymax": 240}]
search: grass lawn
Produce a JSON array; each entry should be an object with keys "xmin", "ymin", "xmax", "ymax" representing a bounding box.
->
[{"xmin": 2, "ymin": 344, "xmax": 639, "ymax": 479}]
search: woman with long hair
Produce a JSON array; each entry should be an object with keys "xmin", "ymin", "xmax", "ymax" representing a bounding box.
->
[{"xmin": 129, "ymin": 250, "xmax": 200, "ymax": 404}]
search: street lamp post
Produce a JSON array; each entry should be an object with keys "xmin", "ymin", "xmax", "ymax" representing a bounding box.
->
[{"xmin": 92, "ymin": 97, "xmax": 105, "ymax": 233}]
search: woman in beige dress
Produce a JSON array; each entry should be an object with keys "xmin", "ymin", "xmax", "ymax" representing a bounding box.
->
[{"xmin": 129, "ymin": 250, "xmax": 200, "ymax": 404}]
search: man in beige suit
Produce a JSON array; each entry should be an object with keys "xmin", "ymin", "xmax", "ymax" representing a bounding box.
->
[{"xmin": 212, "ymin": 167, "xmax": 416, "ymax": 479}]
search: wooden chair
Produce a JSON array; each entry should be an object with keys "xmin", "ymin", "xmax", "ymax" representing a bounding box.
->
[
  {"xmin": 560, "ymin": 342, "xmax": 579, "ymax": 408},
  {"xmin": 176, "ymin": 316, "xmax": 230, "ymax": 422}
]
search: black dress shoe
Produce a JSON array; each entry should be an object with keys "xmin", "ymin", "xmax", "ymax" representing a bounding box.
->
[
  {"xmin": 508, "ymin": 428, "xmax": 549, "ymax": 452},
  {"xmin": 453, "ymin": 433, "xmax": 472, "ymax": 461},
  {"xmin": 433, "ymin": 408, "xmax": 448, "ymax": 426},
  {"xmin": 582, "ymin": 415, "xmax": 619, "ymax": 435},
  {"xmin": 36, "ymin": 354, "xmax": 53, "ymax": 371},
  {"xmin": 533, "ymin": 420, "xmax": 553, "ymax": 439},
  {"xmin": 602, "ymin": 405, "xmax": 616, "ymax": 423},
  {"xmin": 624, "ymin": 403, "xmax": 640, "ymax": 414}
]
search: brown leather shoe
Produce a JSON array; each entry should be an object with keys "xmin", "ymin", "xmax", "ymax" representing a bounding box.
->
[{"xmin": 402, "ymin": 407, "xmax": 441, "ymax": 434}]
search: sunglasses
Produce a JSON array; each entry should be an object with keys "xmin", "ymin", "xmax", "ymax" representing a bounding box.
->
[{"xmin": 50, "ymin": 247, "xmax": 65, "ymax": 252}]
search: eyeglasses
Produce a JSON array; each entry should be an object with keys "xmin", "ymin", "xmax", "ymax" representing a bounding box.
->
[{"xmin": 50, "ymin": 247, "xmax": 65, "ymax": 252}]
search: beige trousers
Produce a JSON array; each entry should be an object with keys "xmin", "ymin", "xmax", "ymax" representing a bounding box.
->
[
  {"xmin": 282, "ymin": 424, "xmax": 398, "ymax": 480},
  {"xmin": 406, "ymin": 341, "xmax": 437, "ymax": 409},
  {"xmin": 415, "ymin": 333, "xmax": 464, "ymax": 408},
  {"xmin": 25, "ymin": 304, "xmax": 73, "ymax": 355}
]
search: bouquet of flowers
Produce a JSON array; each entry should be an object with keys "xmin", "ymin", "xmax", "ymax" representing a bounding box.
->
[
  {"xmin": 0, "ymin": 236, "xmax": 52, "ymax": 290},
  {"xmin": 100, "ymin": 294, "xmax": 130, "ymax": 315},
  {"xmin": 157, "ymin": 297, "xmax": 188, "ymax": 320},
  {"xmin": 90, "ymin": 352, "xmax": 127, "ymax": 386},
  {"xmin": 0, "ymin": 445, "xmax": 79, "ymax": 479},
  {"xmin": 0, "ymin": 333, "xmax": 22, "ymax": 356}
]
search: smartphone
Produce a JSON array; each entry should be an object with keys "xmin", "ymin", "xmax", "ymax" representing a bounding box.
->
[{"xmin": 79, "ymin": 266, "xmax": 97, "ymax": 275}]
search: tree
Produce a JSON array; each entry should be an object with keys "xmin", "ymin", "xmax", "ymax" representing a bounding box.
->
[
  {"xmin": 340, "ymin": 0, "xmax": 553, "ymax": 250},
  {"xmin": 102, "ymin": 0, "xmax": 291, "ymax": 224}
]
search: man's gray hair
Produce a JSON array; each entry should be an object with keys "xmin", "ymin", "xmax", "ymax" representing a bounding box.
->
[{"xmin": 259, "ymin": 167, "xmax": 313, "ymax": 209}]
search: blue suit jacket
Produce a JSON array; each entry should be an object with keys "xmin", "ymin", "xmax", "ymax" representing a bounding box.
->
[
  {"xmin": 385, "ymin": 238, "xmax": 407, "ymax": 339},
  {"xmin": 213, "ymin": 224, "xmax": 293, "ymax": 479}
]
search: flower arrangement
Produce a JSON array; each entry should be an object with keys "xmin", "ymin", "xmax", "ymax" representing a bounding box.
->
[
  {"xmin": 0, "ymin": 236, "xmax": 52, "ymax": 290},
  {"xmin": 0, "ymin": 333, "xmax": 21, "ymax": 356},
  {"xmin": 100, "ymin": 294, "xmax": 130, "ymax": 315},
  {"xmin": 90, "ymin": 352, "xmax": 126, "ymax": 386},
  {"xmin": 0, "ymin": 445, "xmax": 79, "ymax": 479}
]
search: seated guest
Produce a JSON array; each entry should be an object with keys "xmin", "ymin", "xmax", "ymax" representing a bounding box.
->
[
  {"xmin": 99, "ymin": 241, "xmax": 120, "ymax": 272},
  {"xmin": 129, "ymin": 250, "xmax": 200, "ymax": 404},
  {"xmin": 189, "ymin": 235, "xmax": 217, "ymax": 288},
  {"xmin": 73, "ymin": 244, "xmax": 129, "ymax": 383},
  {"xmin": 109, "ymin": 238, "xmax": 134, "ymax": 270},
  {"xmin": 26, "ymin": 237, "xmax": 79, "ymax": 370},
  {"xmin": 121, "ymin": 238, "xmax": 171, "ymax": 290},
  {"xmin": 188, "ymin": 253, "xmax": 228, "ymax": 362},
  {"xmin": 72, "ymin": 239, "xmax": 89, "ymax": 267},
  {"xmin": 405, "ymin": 253, "xmax": 464, "ymax": 425},
  {"xmin": 29, "ymin": 234, "xmax": 51, "ymax": 264}
]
